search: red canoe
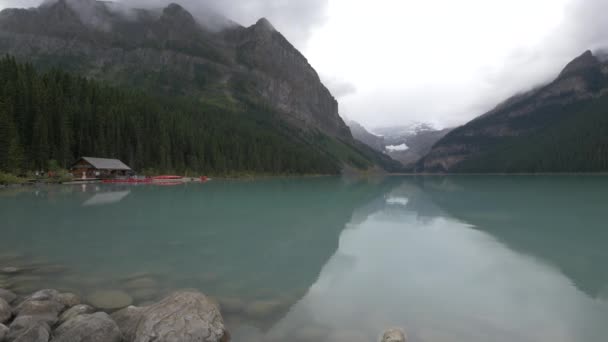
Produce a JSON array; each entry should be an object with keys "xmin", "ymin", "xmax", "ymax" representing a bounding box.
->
[{"xmin": 152, "ymin": 175, "xmax": 183, "ymax": 180}]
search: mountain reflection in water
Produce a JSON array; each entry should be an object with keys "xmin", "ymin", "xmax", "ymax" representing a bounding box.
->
[{"xmin": 1, "ymin": 176, "xmax": 607, "ymax": 342}]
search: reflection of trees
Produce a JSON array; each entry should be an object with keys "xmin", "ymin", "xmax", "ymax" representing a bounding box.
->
[
  {"xmin": 419, "ymin": 176, "xmax": 608, "ymax": 299},
  {"xmin": 0, "ymin": 177, "xmax": 402, "ymax": 296}
]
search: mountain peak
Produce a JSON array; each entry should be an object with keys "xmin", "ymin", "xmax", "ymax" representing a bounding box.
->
[
  {"xmin": 160, "ymin": 2, "xmax": 199, "ymax": 32},
  {"xmin": 162, "ymin": 3, "xmax": 196, "ymax": 23},
  {"xmin": 254, "ymin": 17, "xmax": 275, "ymax": 31},
  {"xmin": 558, "ymin": 50, "xmax": 600, "ymax": 79}
]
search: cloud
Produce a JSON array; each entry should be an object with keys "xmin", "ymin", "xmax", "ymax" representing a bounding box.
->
[
  {"xmin": 306, "ymin": 0, "xmax": 608, "ymax": 129},
  {"xmin": 3, "ymin": 0, "xmax": 608, "ymax": 129},
  {"xmin": 0, "ymin": 0, "xmax": 329, "ymax": 49},
  {"xmin": 322, "ymin": 76, "xmax": 357, "ymax": 98}
]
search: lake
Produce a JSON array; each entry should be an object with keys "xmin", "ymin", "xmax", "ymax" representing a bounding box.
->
[{"xmin": 1, "ymin": 176, "xmax": 607, "ymax": 342}]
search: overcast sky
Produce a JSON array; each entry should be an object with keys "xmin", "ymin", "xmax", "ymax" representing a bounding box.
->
[{"xmin": 1, "ymin": 0, "xmax": 608, "ymax": 129}]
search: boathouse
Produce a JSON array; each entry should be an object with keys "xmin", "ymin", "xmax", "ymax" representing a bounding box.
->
[{"xmin": 70, "ymin": 157, "xmax": 133, "ymax": 179}]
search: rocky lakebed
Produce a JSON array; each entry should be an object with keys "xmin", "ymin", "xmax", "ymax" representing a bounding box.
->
[{"xmin": 0, "ymin": 255, "xmax": 407, "ymax": 342}]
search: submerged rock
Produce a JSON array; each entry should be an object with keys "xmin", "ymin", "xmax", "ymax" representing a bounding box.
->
[
  {"xmin": 52, "ymin": 312, "xmax": 121, "ymax": 342},
  {"xmin": 294, "ymin": 326, "xmax": 330, "ymax": 341},
  {"xmin": 112, "ymin": 290, "xmax": 228, "ymax": 342},
  {"xmin": 381, "ymin": 328, "xmax": 407, "ymax": 342},
  {"xmin": 87, "ymin": 291, "xmax": 133, "ymax": 310},
  {"xmin": 0, "ymin": 280, "xmax": 12, "ymax": 290},
  {"xmin": 217, "ymin": 297, "xmax": 246, "ymax": 314},
  {"xmin": 130, "ymin": 288, "xmax": 159, "ymax": 303},
  {"xmin": 244, "ymin": 300, "xmax": 284, "ymax": 318},
  {"xmin": 57, "ymin": 305, "xmax": 95, "ymax": 326},
  {"xmin": 31, "ymin": 265, "xmax": 69, "ymax": 276},
  {"xmin": 329, "ymin": 330, "xmax": 368, "ymax": 342},
  {"xmin": 0, "ymin": 289, "xmax": 17, "ymax": 304},
  {"xmin": 57, "ymin": 293, "xmax": 80, "ymax": 308},
  {"xmin": 124, "ymin": 278, "xmax": 157, "ymax": 290},
  {"xmin": 0, "ymin": 267, "xmax": 20, "ymax": 275},
  {"xmin": 0, "ymin": 298, "xmax": 12, "ymax": 324}
]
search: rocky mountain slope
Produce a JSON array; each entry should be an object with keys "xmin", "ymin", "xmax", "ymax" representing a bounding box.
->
[
  {"xmin": 418, "ymin": 50, "xmax": 608, "ymax": 172},
  {"xmin": 388, "ymin": 128, "xmax": 452, "ymax": 167},
  {"xmin": 346, "ymin": 120, "xmax": 385, "ymax": 152},
  {"xmin": 348, "ymin": 120, "xmax": 451, "ymax": 166},
  {"xmin": 0, "ymin": 0, "xmax": 401, "ymax": 172}
]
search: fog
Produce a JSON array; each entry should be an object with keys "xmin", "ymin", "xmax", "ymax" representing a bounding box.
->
[
  {"xmin": 1, "ymin": 0, "xmax": 608, "ymax": 129},
  {"xmin": 305, "ymin": 0, "xmax": 608, "ymax": 129}
]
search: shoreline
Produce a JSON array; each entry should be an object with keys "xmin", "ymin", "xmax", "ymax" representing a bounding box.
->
[
  {"xmin": 0, "ymin": 287, "xmax": 406, "ymax": 342},
  {"xmin": 0, "ymin": 254, "xmax": 407, "ymax": 342},
  {"xmin": 3, "ymin": 171, "xmax": 608, "ymax": 189}
]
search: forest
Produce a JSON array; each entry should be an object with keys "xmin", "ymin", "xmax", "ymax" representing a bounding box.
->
[
  {"xmin": 452, "ymin": 96, "xmax": 608, "ymax": 173},
  {"xmin": 0, "ymin": 56, "xmax": 356, "ymax": 176}
]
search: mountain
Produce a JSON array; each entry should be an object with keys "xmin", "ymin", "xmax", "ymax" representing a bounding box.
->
[
  {"xmin": 387, "ymin": 128, "xmax": 452, "ymax": 166},
  {"xmin": 348, "ymin": 120, "xmax": 452, "ymax": 167},
  {"xmin": 346, "ymin": 120, "xmax": 385, "ymax": 152},
  {"xmin": 374, "ymin": 122, "xmax": 437, "ymax": 144},
  {"xmin": 373, "ymin": 123, "xmax": 452, "ymax": 166},
  {"xmin": 419, "ymin": 50, "xmax": 608, "ymax": 173},
  {"xmin": 0, "ymin": 0, "xmax": 402, "ymax": 173}
]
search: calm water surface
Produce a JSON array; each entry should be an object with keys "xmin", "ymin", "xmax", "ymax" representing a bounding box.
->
[{"xmin": 1, "ymin": 176, "xmax": 607, "ymax": 342}]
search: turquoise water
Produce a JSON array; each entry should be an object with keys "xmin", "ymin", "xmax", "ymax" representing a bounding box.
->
[{"xmin": 1, "ymin": 176, "xmax": 607, "ymax": 342}]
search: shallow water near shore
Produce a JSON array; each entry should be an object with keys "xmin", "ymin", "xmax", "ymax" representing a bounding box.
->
[{"xmin": 1, "ymin": 176, "xmax": 608, "ymax": 342}]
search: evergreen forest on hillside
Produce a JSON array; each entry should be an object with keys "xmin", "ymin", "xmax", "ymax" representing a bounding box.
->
[
  {"xmin": 0, "ymin": 56, "xmax": 393, "ymax": 176},
  {"xmin": 451, "ymin": 97, "xmax": 608, "ymax": 173}
]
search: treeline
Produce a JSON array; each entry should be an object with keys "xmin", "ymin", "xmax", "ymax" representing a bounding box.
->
[
  {"xmin": 453, "ymin": 97, "xmax": 608, "ymax": 173},
  {"xmin": 0, "ymin": 56, "xmax": 341, "ymax": 175}
]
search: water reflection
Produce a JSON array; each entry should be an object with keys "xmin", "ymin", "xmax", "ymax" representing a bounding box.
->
[
  {"xmin": 82, "ymin": 190, "xmax": 131, "ymax": 206},
  {"xmin": 252, "ymin": 177, "xmax": 608, "ymax": 342},
  {"xmin": 1, "ymin": 177, "xmax": 608, "ymax": 342}
]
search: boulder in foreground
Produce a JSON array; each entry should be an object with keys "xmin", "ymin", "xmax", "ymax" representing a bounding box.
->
[
  {"xmin": 381, "ymin": 328, "xmax": 407, "ymax": 342},
  {"xmin": 52, "ymin": 312, "xmax": 121, "ymax": 342},
  {"xmin": 112, "ymin": 290, "xmax": 228, "ymax": 342}
]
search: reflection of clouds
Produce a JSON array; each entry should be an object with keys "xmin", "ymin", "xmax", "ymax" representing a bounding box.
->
[
  {"xmin": 263, "ymin": 206, "xmax": 608, "ymax": 342},
  {"xmin": 386, "ymin": 196, "xmax": 409, "ymax": 206},
  {"xmin": 82, "ymin": 190, "xmax": 130, "ymax": 206}
]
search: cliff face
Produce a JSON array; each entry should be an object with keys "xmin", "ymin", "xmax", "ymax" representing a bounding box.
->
[
  {"xmin": 347, "ymin": 120, "xmax": 385, "ymax": 152},
  {"xmin": 0, "ymin": 0, "xmax": 351, "ymax": 139},
  {"xmin": 234, "ymin": 19, "xmax": 351, "ymax": 138},
  {"xmin": 419, "ymin": 50, "xmax": 608, "ymax": 172}
]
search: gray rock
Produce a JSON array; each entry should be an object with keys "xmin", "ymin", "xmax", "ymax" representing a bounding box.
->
[
  {"xmin": 22, "ymin": 290, "xmax": 60, "ymax": 303},
  {"xmin": 13, "ymin": 290, "xmax": 67, "ymax": 327},
  {"xmin": 112, "ymin": 291, "xmax": 228, "ymax": 342},
  {"xmin": 56, "ymin": 294, "xmax": 80, "ymax": 308},
  {"xmin": 0, "ymin": 323, "xmax": 8, "ymax": 341},
  {"xmin": 110, "ymin": 306, "xmax": 144, "ymax": 342},
  {"xmin": 0, "ymin": 289, "xmax": 17, "ymax": 304},
  {"xmin": 130, "ymin": 288, "xmax": 159, "ymax": 303},
  {"xmin": 87, "ymin": 291, "xmax": 132, "ymax": 310},
  {"xmin": 0, "ymin": 298, "xmax": 11, "ymax": 324},
  {"xmin": 57, "ymin": 305, "xmax": 95, "ymax": 326},
  {"xmin": 13, "ymin": 301, "xmax": 63, "ymax": 327},
  {"xmin": 380, "ymin": 328, "xmax": 407, "ymax": 342},
  {"xmin": 7, "ymin": 316, "xmax": 50, "ymax": 342},
  {"xmin": 52, "ymin": 312, "xmax": 121, "ymax": 342}
]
